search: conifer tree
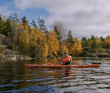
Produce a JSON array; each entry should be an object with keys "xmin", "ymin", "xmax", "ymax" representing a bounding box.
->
[
  {"xmin": 38, "ymin": 17, "xmax": 47, "ymax": 32},
  {"xmin": 0, "ymin": 15, "xmax": 4, "ymax": 34},
  {"xmin": 30, "ymin": 20, "xmax": 37, "ymax": 28},
  {"xmin": 54, "ymin": 26, "xmax": 62, "ymax": 41},
  {"xmin": 67, "ymin": 30, "xmax": 74, "ymax": 44}
]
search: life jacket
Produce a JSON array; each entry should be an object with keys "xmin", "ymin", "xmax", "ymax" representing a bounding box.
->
[{"xmin": 59, "ymin": 56, "xmax": 72, "ymax": 65}]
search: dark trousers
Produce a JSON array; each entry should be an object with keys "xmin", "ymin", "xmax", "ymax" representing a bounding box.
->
[{"xmin": 65, "ymin": 62, "xmax": 71, "ymax": 65}]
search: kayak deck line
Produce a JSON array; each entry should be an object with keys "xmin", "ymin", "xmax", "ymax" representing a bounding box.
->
[{"xmin": 24, "ymin": 64, "xmax": 100, "ymax": 68}]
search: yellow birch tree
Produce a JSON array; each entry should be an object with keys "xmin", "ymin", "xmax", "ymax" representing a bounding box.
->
[
  {"xmin": 71, "ymin": 37, "xmax": 82, "ymax": 56},
  {"xmin": 19, "ymin": 22, "xmax": 30, "ymax": 55},
  {"xmin": 48, "ymin": 30, "xmax": 59, "ymax": 57}
]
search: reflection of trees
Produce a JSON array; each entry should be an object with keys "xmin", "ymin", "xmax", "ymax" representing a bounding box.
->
[
  {"xmin": 0, "ymin": 61, "xmax": 27, "ymax": 91},
  {"xmin": 59, "ymin": 67, "xmax": 84, "ymax": 87},
  {"xmin": 24, "ymin": 68, "xmax": 60, "ymax": 86},
  {"xmin": 41, "ymin": 59, "xmax": 48, "ymax": 64},
  {"xmin": 63, "ymin": 67, "xmax": 73, "ymax": 80},
  {"xmin": 24, "ymin": 66, "xmax": 85, "ymax": 87},
  {"xmin": 48, "ymin": 59, "xmax": 59, "ymax": 64},
  {"xmin": 26, "ymin": 59, "xmax": 59, "ymax": 65},
  {"xmin": 72, "ymin": 58, "xmax": 83, "ymax": 65}
]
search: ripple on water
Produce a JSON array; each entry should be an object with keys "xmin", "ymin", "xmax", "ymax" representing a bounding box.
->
[
  {"xmin": 91, "ymin": 76, "xmax": 110, "ymax": 80},
  {"xmin": 12, "ymin": 80, "xmax": 24, "ymax": 83},
  {"xmin": 0, "ymin": 59, "xmax": 110, "ymax": 93},
  {"xmin": 59, "ymin": 86, "xmax": 102, "ymax": 93},
  {"xmin": 93, "ymin": 84, "xmax": 110, "ymax": 88},
  {"xmin": 101, "ymin": 78, "xmax": 110, "ymax": 82}
]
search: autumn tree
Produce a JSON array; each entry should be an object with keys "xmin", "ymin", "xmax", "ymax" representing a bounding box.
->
[
  {"xmin": 29, "ymin": 28, "xmax": 49, "ymax": 58},
  {"xmin": 48, "ymin": 31, "xmax": 59, "ymax": 57},
  {"xmin": 29, "ymin": 28, "xmax": 38, "ymax": 57},
  {"xmin": 36, "ymin": 29, "xmax": 48, "ymax": 58},
  {"xmin": 19, "ymin": 23, "xmax": 30, "ymax": 55},
  {"xmin": 59, "ymin": 42, "xmax": 68, "ymax": 57},
  {"xmin": 105, "ymin": 36, "xmax": 110, "ymax": 49},
  {"xmin": 70, "ymin": 37, "xmax": 82, "ymax": 56}
]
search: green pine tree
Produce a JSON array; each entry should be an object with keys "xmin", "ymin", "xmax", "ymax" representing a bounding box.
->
[
  {"xmin": 54, "ymin": 26, "xmax": 62, "ymax": 41},
  {"xmin": 30, "ymin": 20, "xmax": 37, "ymax": 28},
  {"xmin": 38, "ymin": 17, "xmax": 47, "ymax": 32},
  {"xmin": 67, "ymin": 30, "xmax": 74, "ymax": 44}
]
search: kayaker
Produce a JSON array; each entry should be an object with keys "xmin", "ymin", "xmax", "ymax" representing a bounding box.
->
[{"xmin": 59, "ymin": 52, "xmax": 72, "ymax": 65}]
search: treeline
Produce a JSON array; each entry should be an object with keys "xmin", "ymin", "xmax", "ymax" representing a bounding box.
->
[{"xmin": 0, "ymin": 13, "xmax": 110, "ymax": 58}]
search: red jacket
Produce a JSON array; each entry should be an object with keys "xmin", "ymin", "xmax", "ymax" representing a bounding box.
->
[{"xmin": 59, "ymin": 56, "xmax": 72, "ymax": 63}]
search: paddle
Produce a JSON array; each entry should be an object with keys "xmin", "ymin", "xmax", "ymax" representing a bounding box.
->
[
  {"xmin": 46, "ymin": 52, "xmax": 60, "ymax": 65},
  {"xmin": 52, "ymin": 52, "xmax": 59, "ymax": 61},
  {"xmin": 91, "ymin": 62, "xmax": 101, "ymax": 64}
]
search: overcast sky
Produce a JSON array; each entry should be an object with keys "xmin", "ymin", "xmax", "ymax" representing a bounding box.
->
[{"xmin": 1, "ymin": 0, "xmax": 110, "ymax": 39}]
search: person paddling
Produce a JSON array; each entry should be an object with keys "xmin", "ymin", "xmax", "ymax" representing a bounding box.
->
[{"xmin": 59, "ymin": 52, "xmax": 72, "ymax": 65}]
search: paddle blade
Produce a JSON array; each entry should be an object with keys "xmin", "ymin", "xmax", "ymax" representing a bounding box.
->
[
  {"xmin": 52, "ymin": 52, "xmax": 59, "ymax": 60},
  {"xmin": 91, "ymin": 62, "xmax": 101, "ymax": 64}
]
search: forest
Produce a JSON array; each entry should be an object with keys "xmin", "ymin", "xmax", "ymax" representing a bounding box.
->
[{"xmin": 0, "ymin": 13, "xmax": 110, "ymax": 58}]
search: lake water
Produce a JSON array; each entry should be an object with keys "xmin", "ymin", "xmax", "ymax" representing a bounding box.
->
[{"xmin": 0, "ymin": 58, "xmax": 110, "ymax": 93}]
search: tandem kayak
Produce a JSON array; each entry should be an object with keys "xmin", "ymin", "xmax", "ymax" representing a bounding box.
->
[{"xmin": 24, "ymin": 63, "xmax": 100, "ymax": 68}]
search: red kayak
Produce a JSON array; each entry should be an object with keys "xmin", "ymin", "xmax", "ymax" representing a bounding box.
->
[{"xmin": 24, "ymin": 63, "xmax": 99, "ymax": 68}]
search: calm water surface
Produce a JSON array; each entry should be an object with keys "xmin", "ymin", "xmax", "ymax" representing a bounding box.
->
[{"xmin": 0, "ymin": 58, "xmax": 110, "ymax": 93}]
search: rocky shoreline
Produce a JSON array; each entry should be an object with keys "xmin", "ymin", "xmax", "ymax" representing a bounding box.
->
[
  {"xmin": 0, "ymin": 48, "xmax": 32, "ymax": 61},
  {"xmin": 2, "ymin": 54, "xmax": 32, "ymax": 61},
  {"xmin": 0, "ymin": 48, "xmax": 56, "ymax": 61}
]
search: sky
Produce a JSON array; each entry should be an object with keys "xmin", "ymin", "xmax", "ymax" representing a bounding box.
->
[{"xmin": 0, "ymin": 0, "xmax": 110, "ymax": 39}]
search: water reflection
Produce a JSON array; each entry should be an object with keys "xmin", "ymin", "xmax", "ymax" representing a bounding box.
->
[
  {"xmin": 72, "ymin": 58, "xmax": 83, "ymax": 65},
  {"xmin": 24, "ymin": 65, "xmax": 84, "ymax": 90},
  {"xmin": 0, "ymin": 59, "xmax": 110, "ymax": 93}
]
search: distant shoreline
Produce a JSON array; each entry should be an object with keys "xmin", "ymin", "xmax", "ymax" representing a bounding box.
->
[
  {"xmin": 1, "ymin": 56, "xmax": 110, "ymax": 62},
  {"xmin": 72, "ymin": 57, "xmax": 110, "ymax": 60}
]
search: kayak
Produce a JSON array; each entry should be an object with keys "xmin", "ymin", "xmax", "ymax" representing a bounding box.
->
[{"xmin": 24, "ymin": 64, "xmax": 99, "ymax": 68}]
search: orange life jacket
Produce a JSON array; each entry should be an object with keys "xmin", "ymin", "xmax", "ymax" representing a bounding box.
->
[{"xmin": 59, "ymin": 56, "xmax": 72, "ymax": 63}]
